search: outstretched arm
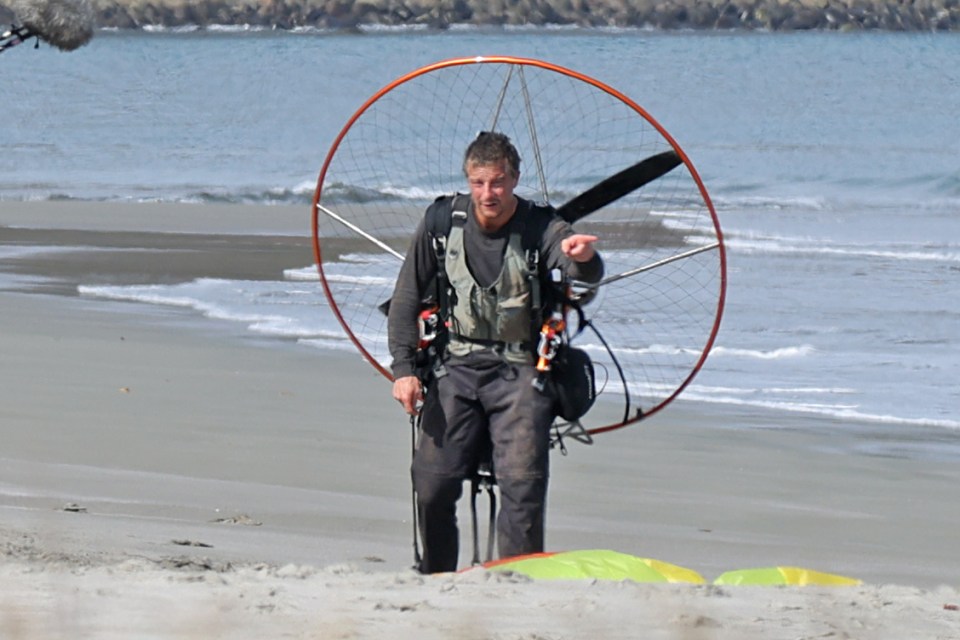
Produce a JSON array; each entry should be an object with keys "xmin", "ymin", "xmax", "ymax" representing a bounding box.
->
[
  {"xmin": 561, "ymin": 234, "xmax": 599, "ymax": 263},
  {"xmin": 541, "ymin": 216, "xmax": 604, "ymax": 286}
]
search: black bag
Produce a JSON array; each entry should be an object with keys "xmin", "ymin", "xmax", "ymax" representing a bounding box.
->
[{"xmin": 550, "ymin": 346, "xmax": 596, "ymax": 421}]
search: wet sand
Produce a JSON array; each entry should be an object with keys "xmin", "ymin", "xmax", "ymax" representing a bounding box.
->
[{"xmin": 1, "ymin": 201, "xmax": 959, "ymax": 638}]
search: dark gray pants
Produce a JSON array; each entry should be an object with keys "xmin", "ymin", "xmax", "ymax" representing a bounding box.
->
[{"xmin": 412, "ymin": 356, "xmax": 554, "ymax": 573}]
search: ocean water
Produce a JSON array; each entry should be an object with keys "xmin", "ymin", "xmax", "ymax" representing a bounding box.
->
[{"xmin": 2, "ymin": 29, "xmax": 959, "ymax": 445}]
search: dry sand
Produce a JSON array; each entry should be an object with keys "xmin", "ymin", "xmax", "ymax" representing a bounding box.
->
[{"xmin": 1, "ymin": 201, "xmax": 959, "ymax": 639}]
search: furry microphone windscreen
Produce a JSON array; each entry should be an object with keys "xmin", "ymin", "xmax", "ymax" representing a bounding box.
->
[{"xmin": 10, "ymin": 0, "xmax": 95, "ymax": 51}]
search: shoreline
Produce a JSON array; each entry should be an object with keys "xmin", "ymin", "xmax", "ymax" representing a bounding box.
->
[
  {"xmin": 4, "ymin": 202, "xmax": 956, "ymax": 448},
  {"xmin": 2, "ymin": 201, "xmax": 960, "ymax": 637}
]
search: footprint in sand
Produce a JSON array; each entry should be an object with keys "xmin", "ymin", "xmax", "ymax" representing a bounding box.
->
[{"xmin": 211, "ymin": 513, "xmax": 263, "ymax": 526}]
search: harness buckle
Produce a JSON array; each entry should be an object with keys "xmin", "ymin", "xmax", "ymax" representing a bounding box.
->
[
  {"xmin": 535, "ymin": 312, "xmax": 566, "ymax": 372},
  {"xmin": 418, "ymin": 306, "xmax": 442, "ymax": 349}
]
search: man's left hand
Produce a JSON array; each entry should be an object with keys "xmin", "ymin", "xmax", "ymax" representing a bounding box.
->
[{"xmin": 561, "ymin": 234, "xmax": 598, "ymax": 263}]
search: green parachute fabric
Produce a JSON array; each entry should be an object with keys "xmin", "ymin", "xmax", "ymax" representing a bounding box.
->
[
  {"xmin": 713, "ymin": 566, "xmax": 862, "ymax": 586},
  {"xmin": 481, "ymin": 550, "xmax": 705, "ymax": 584}
]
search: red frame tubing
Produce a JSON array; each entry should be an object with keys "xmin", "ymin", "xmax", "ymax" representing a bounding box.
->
[{"xmin": 311, "ymin": 55, "xmax": 727, "ymax": 436}]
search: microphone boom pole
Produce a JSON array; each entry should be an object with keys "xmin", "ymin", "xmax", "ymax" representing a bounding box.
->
[{"xmin": 2, "ymin": 0, "xmax": 95, "ymax": 54}]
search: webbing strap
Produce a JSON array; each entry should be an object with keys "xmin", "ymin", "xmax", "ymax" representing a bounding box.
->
[
  {"xmin": 410, "ymin": 414, "xmax": 422, "ymax": 570},
  {"xmin": 469, "ymin": 465, "xmax": 497, "ymax": 566}
]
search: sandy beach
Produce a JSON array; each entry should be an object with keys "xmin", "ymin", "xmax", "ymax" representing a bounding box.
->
[{"xmin": 2, "ymin": 201, "xmax": 959, "ymax": 639}]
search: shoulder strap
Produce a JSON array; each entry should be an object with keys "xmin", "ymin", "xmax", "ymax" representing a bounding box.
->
[
  {"xmin": 520, "ymin": 200, "xmax": 553, "ymax": 255},
  {"xmin": 519, "ymin": 200, "xmax": 559, "ymax": 317},
  {"xmin": 423, "ymin": 194, "xmax": 469, "ymax": 324},
  {"xmin": 425, "ymin": 193, "xmax": 470, "ymax": 237},
  {"xmin": 424, "ymin": 194, "xmax": 452, "ymax": 240}
]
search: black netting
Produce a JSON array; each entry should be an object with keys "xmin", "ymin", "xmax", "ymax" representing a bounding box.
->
[{"xmin": 312, "ymin": 57, "xmax": 725, "ymax": 433}]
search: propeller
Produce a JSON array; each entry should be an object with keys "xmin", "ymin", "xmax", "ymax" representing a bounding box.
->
[{"xmin": 555, "ymin": 150, "xmax": 681, "ymax": 223}]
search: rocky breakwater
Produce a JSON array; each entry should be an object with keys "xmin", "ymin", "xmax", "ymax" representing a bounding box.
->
[{"xmin": 1, "ymin": 0, "xmax": 957, "ymax": 31}]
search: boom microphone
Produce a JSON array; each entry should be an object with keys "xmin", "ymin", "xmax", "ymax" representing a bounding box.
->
[{"xmin": 1, "ymin": 0, "xmax": 95, "ymax": 53}]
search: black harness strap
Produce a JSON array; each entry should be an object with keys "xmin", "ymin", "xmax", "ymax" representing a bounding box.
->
[
  {"xmin": 469, "ymin": 461, "xmax": 497, "ymax": 566},
  {"xmin": 410, "ymin": 413, "xmax": 422, "ymax": 569}
]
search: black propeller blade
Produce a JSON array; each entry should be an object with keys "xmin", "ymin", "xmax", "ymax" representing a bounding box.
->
[{"xmin": 555, "ymin": 150, "xmax": 682, "ymax": 223}]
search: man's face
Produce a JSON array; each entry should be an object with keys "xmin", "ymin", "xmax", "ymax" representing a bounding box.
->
[{"xmin": 466, "ymin": 159, "xmax": 520, "ymax": 231}]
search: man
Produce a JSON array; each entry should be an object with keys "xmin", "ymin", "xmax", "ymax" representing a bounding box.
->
[{"xmin": 388, "ymin": 132, "xmax": 603, "ymax": 573}]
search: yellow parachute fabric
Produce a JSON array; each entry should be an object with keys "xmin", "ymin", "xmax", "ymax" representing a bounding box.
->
[
  {"xmin": 482, "ymin": 550, "xmax": 705, "ymax": 584},
  {"xmin": 713, "ymin": 566, "xmax": 862, "ymax": 586},
  {"xmin": 473, "ymin": 550, "xmax": 863, "ymax": 586}
]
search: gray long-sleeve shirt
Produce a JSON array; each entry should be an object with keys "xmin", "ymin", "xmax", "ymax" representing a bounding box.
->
[{"xmin": 388, "ymin": 196, "xmax": 604, "ymax": 379}]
